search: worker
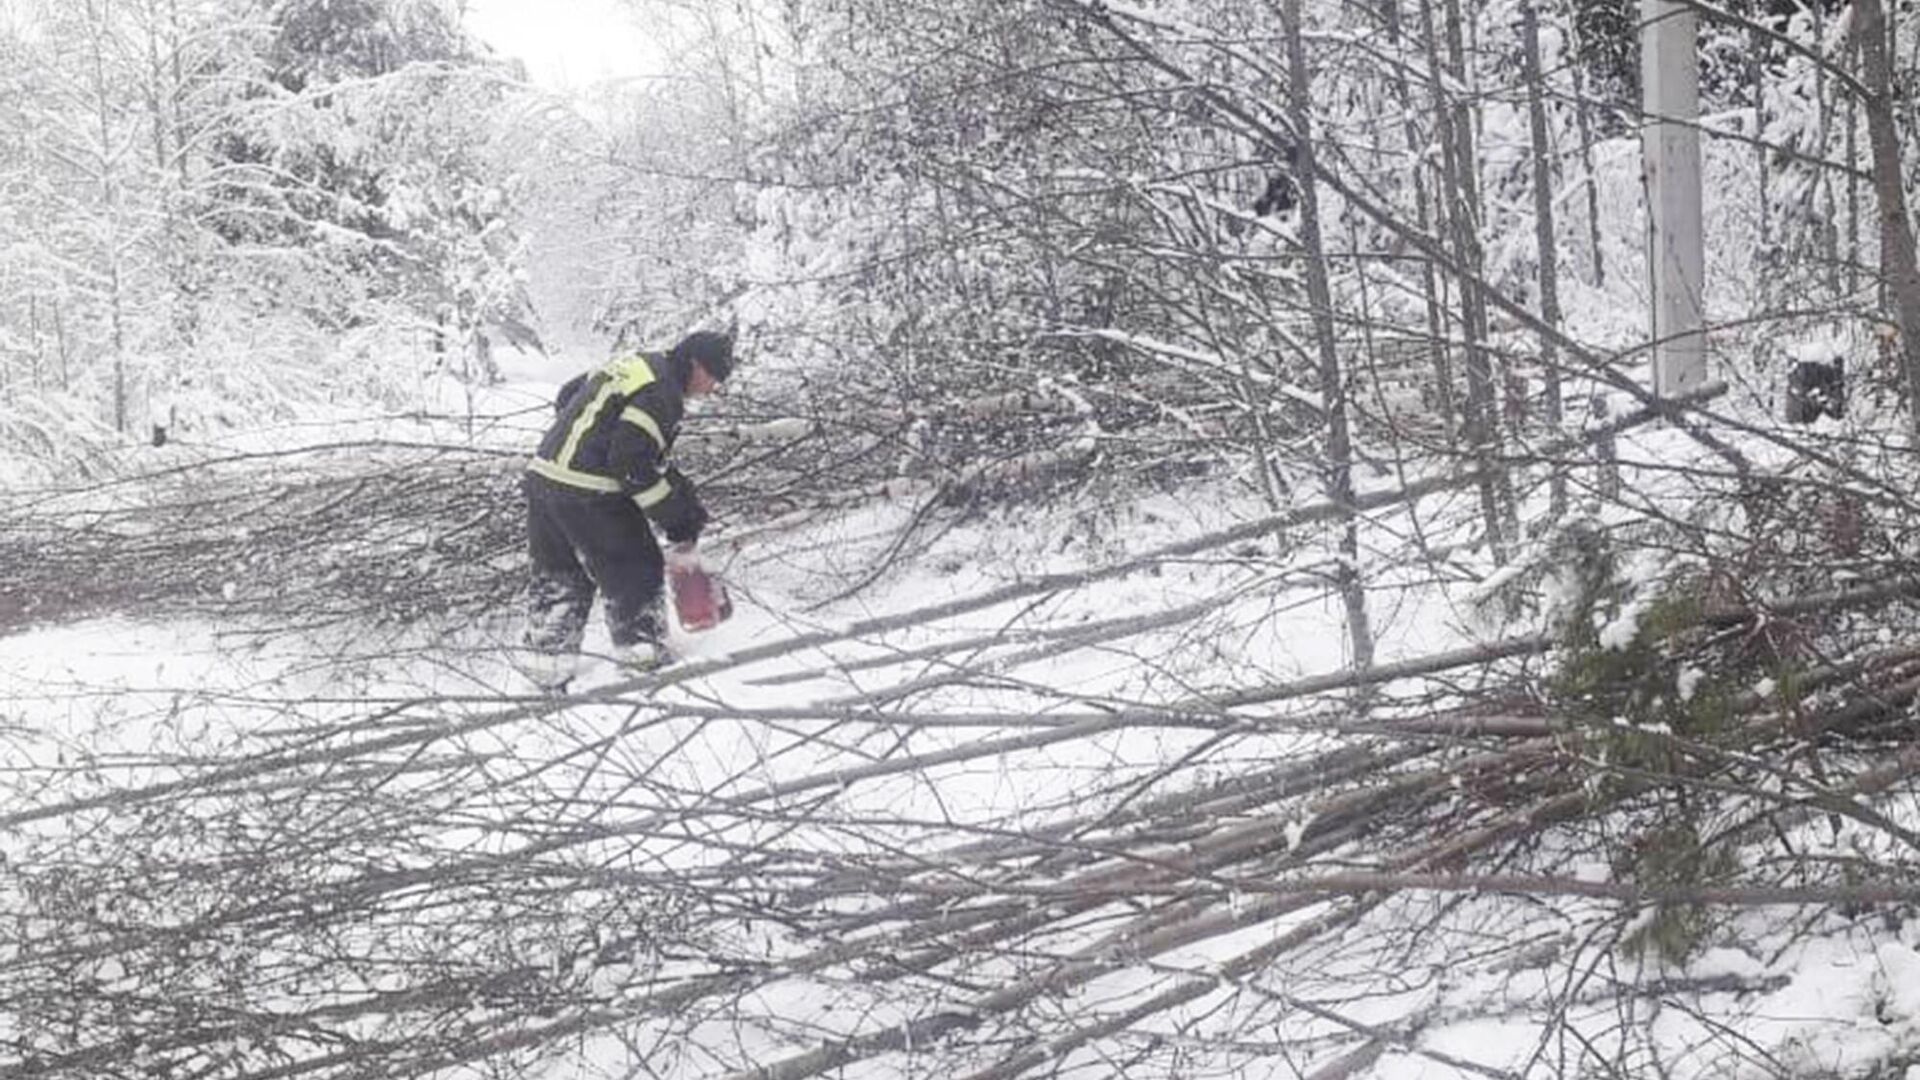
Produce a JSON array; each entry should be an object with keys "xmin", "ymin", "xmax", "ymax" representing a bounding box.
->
[{"xmin": 519, "ymin": 330, "xmax": 732, "ymax": 688}]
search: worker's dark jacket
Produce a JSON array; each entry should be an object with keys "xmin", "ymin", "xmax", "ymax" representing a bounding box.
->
[{"xmin": 527, "ymin": 351, "xmax": 705, "ymax": 543}]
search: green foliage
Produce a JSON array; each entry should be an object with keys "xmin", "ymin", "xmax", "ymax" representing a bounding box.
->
[
  {"xmin": 1615, "ymin": 819, "xmax": 1742, "ymax": 964},
  {"xmin": 1544, "ymin": 531, "xmax": 1794, "ymax": 964},
  {"xmin": 1545, "ymin": 523, "xmax": 1779, "ymax": 749},
  {"xmin": 1552, "ymin": 585, "xmax": 1741, "ymax": 745}
]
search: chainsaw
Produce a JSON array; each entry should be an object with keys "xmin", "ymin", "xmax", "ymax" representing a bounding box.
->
[{"xmin": 666, "ymin": 542, "xmax": 734, "ymax": 632}]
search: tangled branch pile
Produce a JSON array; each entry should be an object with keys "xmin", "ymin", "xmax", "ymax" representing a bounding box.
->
[
  {"xmin": 7, "ymin": 411, "xmax": 1920, "ymax": 1077},
  {"xmin": 0, "ymin": 445, "xmax": 531, "ymax": 634},
  {"xmin": 0, "ymin": 365, "xmax": 1170, "ymax": 640}
]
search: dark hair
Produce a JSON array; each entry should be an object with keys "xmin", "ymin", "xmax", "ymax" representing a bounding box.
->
[{"xmin": 672, "ymin": 331, "xmax": 734, "ymax": 383}]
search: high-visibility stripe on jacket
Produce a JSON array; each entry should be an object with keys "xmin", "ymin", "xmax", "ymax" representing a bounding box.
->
[{"xmin": 527, "ymin": 353, "xmax": 682, "ymax": 511}]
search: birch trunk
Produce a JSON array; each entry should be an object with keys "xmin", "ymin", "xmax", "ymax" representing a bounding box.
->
[
  {"xmin": 1569, "ymin": 51, "xmax": 1607, "ymax": 286},
  {"xmin": 1753, "ymin": 26, "xmax": 1769, "ymax": 261},
  {"xmin": 1282, "ymin": 0, "xmax": 1375, "ymax": 681},
  {"xmin": 1384, "ymin": 0, "xmax": 1455, "ymax": 443},
  {"xmin": 87, "ymin": 0, "xmax": 129, "ymax": 433},
  {"xmin": 1856, "ymin": 0, "xmax": 1920, "ymax": 437},
  {"xmin": 1521, "ymin": 0, "xmax": 1565, "ymax": 518},
  {"xmin": 1426, "ymin": 0, "xmax": 1508, "ymax": 555}
]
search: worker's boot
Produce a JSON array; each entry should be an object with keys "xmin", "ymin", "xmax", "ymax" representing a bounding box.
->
[
  {"xmin": 515, "ymin": 648, "xmax": 578, "ymax": 694},
  {"xmin": 617, "ymin": 639, "xmax": 672, "ymax": 672}
]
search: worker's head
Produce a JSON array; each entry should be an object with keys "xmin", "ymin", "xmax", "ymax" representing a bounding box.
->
[{"xmin": 673, "ymin": 331, "xmax": 734, "ymax": 397}]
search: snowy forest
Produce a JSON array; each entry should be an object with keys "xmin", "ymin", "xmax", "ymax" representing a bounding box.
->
[{"xmin": 8, "ymin": 0, "xmax": 1920, "ymax": 1076}]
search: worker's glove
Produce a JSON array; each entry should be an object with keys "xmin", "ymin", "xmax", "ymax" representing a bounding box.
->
[
  {"xmin": 651, "ymin": 468, "xmax": 708, "ymax": 544},
  {"xmin": 665, "ymin": 500, "xmax": 709, "ymax": 545}
]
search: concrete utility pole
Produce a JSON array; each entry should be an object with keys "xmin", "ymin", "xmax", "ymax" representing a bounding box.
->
[{"xmin": 1641, "ymin": 0, "xmax": 1708, "ymax": 398}]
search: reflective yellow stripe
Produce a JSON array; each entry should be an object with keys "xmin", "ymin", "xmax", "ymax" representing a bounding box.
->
[
  {"xmin": 550, "ymin": 358, "xmax": 659, "ymax": 474},
  {"xmin": 631, "ymin": 477, "xmax": 673, "ymax": 509},
  {"xmin": 553, "ymin": 380, "xmax": 616, "ymax": 473},
  {"xmin": 605, "ymin": 356, "xmax": 656, "ymax": 396},
  {"xmin": 620, "ymin": 405, "xmax": 666, "ymax": 448},
  {"xmin": 528, "ymin": 457, "xmax": 623, "ymax": 493}
]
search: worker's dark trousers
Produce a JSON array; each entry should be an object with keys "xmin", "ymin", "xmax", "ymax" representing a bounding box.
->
[{"xmin": 523, "ymin": 473, "xmax": 665, "ymax": 653}]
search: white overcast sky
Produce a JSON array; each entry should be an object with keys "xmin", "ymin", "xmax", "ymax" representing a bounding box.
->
[{"xmin": 462, "ymin": 0, "xmax": 666, "ymax": 88}]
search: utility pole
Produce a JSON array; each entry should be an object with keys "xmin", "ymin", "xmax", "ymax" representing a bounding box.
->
[{"xmin": 1642, "ymin": 0, "xmax": 1707, "ymax": 398}]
